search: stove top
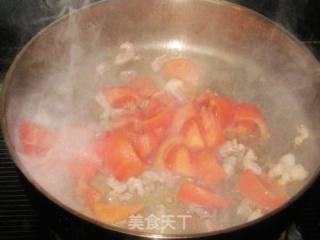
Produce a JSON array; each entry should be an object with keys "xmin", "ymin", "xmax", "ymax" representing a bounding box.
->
[{"xmin": 0, "ymin": 0, "xmax": 319, "ymax": 239}]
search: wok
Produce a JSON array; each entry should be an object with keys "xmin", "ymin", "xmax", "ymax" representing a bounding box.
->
[{"xmin": 1, "ymin": 0, "xmax": 320, "ymax": 239}]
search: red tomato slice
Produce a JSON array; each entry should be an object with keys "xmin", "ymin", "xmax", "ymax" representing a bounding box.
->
[
  {"xmin": 161, "ymin": 58, "xmax": 201, "ymax": 86},
  {"xmin": 127, "ymin": 78, "xmax": 159, "ymax": 99},
  {"xmin": 166, "ymin": 144, "xmax": 195, "ymax": 177},
  {"xmin": 78, "ymin": 184, "xmax": 144, "ymax": 224},
  {"xmin": 198, "ymin": 107, "xmax": 226, "ymax": 148},
  {"xmin": 19, "ymin": 121, "xmax": 56, "ymax": 157},
  {"xmin": 197, "ymin": 92, "xmax": 236, "ymax": 127},
  {"xmin": 133, "ymin": 130, "xmax": 163, "ymax": 163},
  {"xmin": 140, "ymin": 93, "xmax": 177, "ymax": 131},
  {"xmin": 182, "ymin": 119, "xmax": 205, "ymax": 151},
  {"xmin": 238, "ymin": 170, "xmax": 288, "ymax": 211},
  {"xmin": 70, "ymin": 155, "xmax": 101, "ymax": 182},
  {"xmin": 233, "ymin": 104, "xmax": 271, "ymax": 139},
  {"xmin": 111, "ymin": 109, "xmax": 144, "ymax": 130},
  {"xmin": 226, "ymin": 120, "xmax": 258, "ymax": 139},
  {"xmin": 92, "ymin": 200, "xmax": 144, "ymax": 224},
  {"xmin": 103, "ymin": 86, "xmax": 143, "ymax": 109},
  {"xmin": 155, "ymin": 136, "xmax": 182, "ymax": 169},
  {"xmin": 169, "ymin": 102, "xmax": 197, "ymax": 134},
  {"xmin": 95, "ymin": 130, "xmax": 147, "ymax": 181},
  {"xmin": 193, "ymin": 150, "xmax": 227, "ymax": 188},
  {"xmin": 177, "ymin": 180, "xmax": 233, "ymax": 209}
]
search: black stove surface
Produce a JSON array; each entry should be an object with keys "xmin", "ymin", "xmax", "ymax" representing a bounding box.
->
[{"xmin": 0, "ymin": 1, "xmax": 319, "ymax": 239}]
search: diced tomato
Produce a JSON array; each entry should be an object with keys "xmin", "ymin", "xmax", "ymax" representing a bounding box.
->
[
  {"xmin": 193, "ymin": 150, "xmax": 227, "ymax": 187},
  {"xmin": 155, "ymin": 136, "xmax": 182, "ymax": 169},
  {"xmin": 233, "ymin": 104, "xmax": 271, "ymax": 139},
  {"xmin": 182, "ymin": 119, "xmax": 205, "ymax": 151},
  {"xmin": 161, "ymin": 58, "xmax": 201, "ymax": 86},
  {"xmin": 95, "ymin": 130, "xmax": 147, "ymax": 181},
  {"xmin": 92, "ymin": 200, "xmax": 144, "ymax": 224},
  {"xmin": 80, "ymin": 184, "xmax": 144, "ymax": 224},
  {"xmin": 140, "ymin": 109, "xmax": 174, "ymax": 131},
  {"xmin": 140, "ymin": 93, "xmax": 177, "ymax": 131},
  {"xmin": 127, "ymin": 78, "xmax": 159, "ymax": 99},
  {"xmin": 198, "ymin": 108, "xmax": 226, "ymax": 148},
  {"xmin": 19, "ymin": 121, "xmax": 56, "ymax": 157},
  {"xmin": 169, "ymin": 102, "xmax": 197, "ymax": 134},
  {"xmin": 166, "ymin": 144, "xmax": 195, "ymax": 177},
  {"xmin": 177, "ymin": 180, "xmax": 233, "ymax": 209},
  {"xmin": 111, "ymin": 109, "xmax": 144, "ymax": 130},
  {"xmin": 226, "ymin": 120, "xmax": 258, "ymax": 139},
  {"xmin": 197, "ymin": 92, "xmax": 236, "ymax": 127},
  {"xmin": 102, "ymin": 86, "xmax": 143, "ymax": 109},
  {"xmin": 238, "ymin": 170, "xmax": 288, "ymax": 211},
  {"xmin": 144, "ymin": 92, "xmax": 178, "ymax": 117},
  {"xmin": 133, "ymin": 130, "xmax": 162, "ymax": 163},
  {"xmin": 70, "ymin": 158, "xmax": 100, "ymax": 183}
]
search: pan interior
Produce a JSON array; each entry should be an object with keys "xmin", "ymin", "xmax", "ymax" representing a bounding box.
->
[{"xmin": 3, "ymin": 0, "xmax": 320, "ymax": 237}]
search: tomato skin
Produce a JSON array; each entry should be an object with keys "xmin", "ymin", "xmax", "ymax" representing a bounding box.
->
[
  {"xmin": 127, "ymin": 77, "xmax": 159, "ymax": 99},
  {"xmin": 177, "ymin": 180, "xmax": 233, "ymax": 209},
  {"xmin": 238, "ymin": 170, "xmax": 288, "ymax": 211},
  {"xmin": 193, "ymin": 150, "xmax": 227, "ymax": 188},
  {"xmin": 161, "ymin": 58, "xmax": 201, "ymax": 86},
  {"xmin": 103, "ymin": 87, "xmax": 143, "ymax": 109},
  {"xmin": 233, "ymin": 104, "xmax": 270, "ymax": 139},
  {"xmin": 95, "ymin": 130, "xmax": 147, "ymax": 181},
  {"xmin": 19, "ymin": 121, "xmax": 56, "ymax": 157}
]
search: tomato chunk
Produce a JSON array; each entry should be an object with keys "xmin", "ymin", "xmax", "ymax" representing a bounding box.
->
[
  {"xmin": 177, "ymin": 180, "xmax": 233, "ymax": 209},
  {"xmin": 19, "ymin": 121, "xmax": 55, "ymax": 157},
  {"xmin": 80, "ymin": 184, "xmax": 144, "ymax": 224},
  {"xmin": 233, "ymin": 104, "xmax": 270, "ymax": 139},
  {"xmin": 140, "ymin": 93, "xmax": 177, "ymax": 131},
  {"xmin": 103, "ymin": 87, "xmax": 143, "ymax": 109},
  {"xmin": 92, "ymin": 200, "xmax": 144, "ymax": 224},
  {"xmin": 133, "ymin": 130, "xmax": 162, "ymax": 163},
  {"xmin": 238, "ymin": 170, "xmax": 288, "ymax": 211},
  {"xmin": 127, "ymin": 78, "xmax": 159, "ymax": 99},
  {"xmin": 95, "ymin": 130, "xmax": 147, "ymax": 181},
  {"xmin": 166, "ymin": 144, "xmax": 195, "ymax": 177},
  {"xmin": 155, "ymin": 136, "xmax": 182, "ymax": 169},
  {"xmin": 161, "ymin": 58, "xmax": 201, "ymax": 86},
  {"xmin": 226, "ymin": 120, "xmax": 258, "ymax": 140},
  {"xmin": 198, "ymin": 108, "xmax": 226, "ymax": 148},
  {"xmin": 193, "ymin": 150, "xmax": 227, "ymax": 187},
  {"xmin": 182, "ymin": 119, "xmax": 205, "ymax": 151},
  {"xmin": 197, "ymin": 93, "xmax": 236, "ymax": 127},
  {"xmin": 169, "ymin": 102, "xmax": 197, "ymax": 134}
]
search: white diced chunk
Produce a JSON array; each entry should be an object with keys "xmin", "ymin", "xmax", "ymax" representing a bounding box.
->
[
  {"xmin": 289, "ymin": 164, "xmax": 308, "ymax": 181},
  {"xmin": 268, "ymin": 163, "xmax": 284, "ymax": 178},
  {"xmin": 248, "ymin": 209, "xmax": 263, "ymax": 221},
  {"xmin": 114, "ymin": 42, "xmax": 139, "ymax": 65},
  {"xmin": 279, "ymin": 153, "xmax": 296, "ymax": 168},
  {"xmin": 294, "ymin": 124, "xmax": 309, "ymax": 146}
]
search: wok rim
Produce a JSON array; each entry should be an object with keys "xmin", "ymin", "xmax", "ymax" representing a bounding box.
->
[{"xmin": 1, "ymin": 0, "xmax": 320, "ymax": 238}]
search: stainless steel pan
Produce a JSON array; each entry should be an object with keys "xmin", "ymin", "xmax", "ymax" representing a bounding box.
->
[{"xmin": 1, "ymin": 0, "xmax": 320, "ymax": 238}]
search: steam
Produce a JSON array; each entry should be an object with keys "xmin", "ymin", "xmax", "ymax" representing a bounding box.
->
[{"xmin": 5, "ymin": 0, "xmax": 319, "ymax": 234}]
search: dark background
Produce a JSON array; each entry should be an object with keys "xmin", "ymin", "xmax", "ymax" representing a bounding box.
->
[{"xmin": 0, "ymin": 0, "xmax": 319, "ymax": 239}]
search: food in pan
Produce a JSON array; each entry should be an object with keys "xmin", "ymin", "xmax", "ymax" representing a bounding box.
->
[{"xmin": 17, "ymin": 42, "xmax": 309, "ymax": 233}]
